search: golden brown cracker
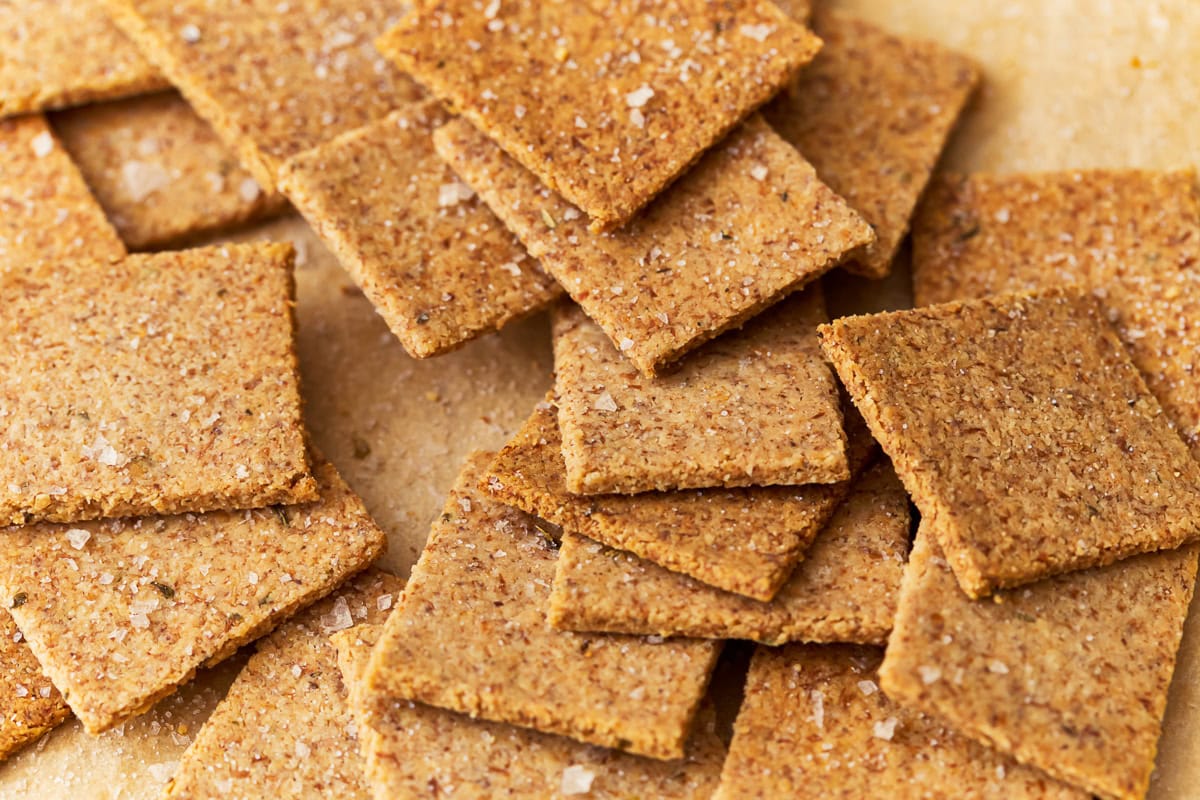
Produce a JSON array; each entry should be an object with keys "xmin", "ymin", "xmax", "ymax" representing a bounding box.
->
[{"xmin": 0, "ymin": 612, "xmax": 69, "ymax": 763}]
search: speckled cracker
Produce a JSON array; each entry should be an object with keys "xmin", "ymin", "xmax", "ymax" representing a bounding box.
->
[
  {"xmin": 277, "ymin": 101, "xmax": 561, "ymax": 359},
  {"xmin": 379, "ymin": 0, "xmax": 819, "ymax": 232},
  {"xmin": 0, "ymin": 455, "xmax": 387, "ymax": 734},
  {"xmin": 0, "ymin": 612, "xmax": 69, "ymax": 762},
  {"xmin": 335, "ymin": 624, "xmax": 725, "ymax": 800},
  {"xmin": 166, "ymin": 570, "xmax": 403, "ymax": 800},
  {"xmin": 912, "ymin": 169, "xmax": 1200, "ymax": 458},
  {"xmin": 104, "ymin": 0, "xmax": 423, "ymax": 188},
  {"xmin": 436, "ymin": 114, "xmax": 873, "ymax": 376},
  {"xmin": 820, "ymin": 287, "xmax": 1200, "ymax": 597},
  {"xmin": 880, "ymin": 527, "xmax": 1198, "ymax": 800},
  {"xmin": 764, "ymin": 10, "xmax": 978, "ymax": 278},
  {"xmin": 52, "ymin": 91, "xmax": 287, "ymax": 251},
  {"xmin": 553, "ymin": 287, "xmax": 847, "ymax": 495},
  {"xmin": 715, "ymin": 644, "xmax": 1086, "ymax": 800},
  {"xmin": 365, "ymin": 452, "xmax": 720, "ymax": 761},
  {"xmin": 550, "ymin": 461, "xmax": 909, "ymax": 646}
]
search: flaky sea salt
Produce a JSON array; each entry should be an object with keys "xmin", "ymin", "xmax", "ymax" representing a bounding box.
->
[
  {"xmin": 65, "ymin": 529, "xmax": 91, "ymax": 550},
  {"xmin": 625, "ymin": 85, "xmax": 654, "ymax": 108},
  {"xmin": 180, "ymin": 24, "xmax": 201, "ymax": 42},
  {"xmin": 561, "ymin": 764, "xmax": 595, "ymax": 795},
  {"xmin": 377, "ymin": 594, "xmax": 393, "ymax": 611},
  {"xmin": 593, "ymin": 391, "xmax": 618, "ymax": 412},
  {"xmin": 30, "ymin": 132, "xmax": 54, "ymax": 158},
  {"xmin": 438, "ymin": 181, "xmax": 475, "ymax": 207},
  {"xmin": 618, "ymin": 338, "xmax": 635, "ymax": 352},
  {"xmin": 873, "ymin": 717, "xmax": 899, "ymax": 740},
  {"xmin": 857, "ymin": 679, "xmax": 879, "ymax": 696},
  {"xmin": 122, "ymin": 160, "xmax": 171, "ymax": 202},
  {"xmin": 750, "ymin": 164, "xmax": 769, "ymax": 182},
  {"xmin": 320, "ymin": 596, "xmax": 354, "ymax": 633},
  {"xmin": 810, "ymin": 689, "xmax": 825, "ymax": 729}
]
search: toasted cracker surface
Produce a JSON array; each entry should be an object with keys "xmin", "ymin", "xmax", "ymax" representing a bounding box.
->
[
  {"xmin": 820, "ymin": 287, "xmax": 1200, "ymax": 597},
  {"xmin": 765, "ymin": 10, "xmax": 978, "ymax": 277},
  {"xmin": 436, "ymin": 114, "xmax": 873, "ymax": 375},
  {"xmin": 278, "ymin": 101, "xmax": 560, "ymax": 359},
  {"xmin": 553, "ymin": 287, "xmax": 847, "ymax": 495},
  {"xmin": 0, "ymin": 611, "xmax": 70, "ymax": 763},
  {"xmin": 715, "ymin": 643, "xmax": 1086, "ymax": 799},
  {"xmin": 365, "ymin": 452, "xmax": 720, "ymax": 760},
  {"xmin": 881, "ymin": 528, "xmax": 1198, "ymax": 800}
]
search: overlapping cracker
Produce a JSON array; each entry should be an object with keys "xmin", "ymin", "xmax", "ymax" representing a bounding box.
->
[
  {"xmin": 820, "ymin": 287, "xmax": 1200, "ymax": 597},
  {"xmin": 278, "ymin": 101, "xmax": 561, "ymax": 359},
  {"xmin": 335, "ymin": 624, "xmax": 725, "ymax": 800},
  {"xmin": 881, "ymin": 528, "xmax": 1198, "ymax": 800},
  {"xmin": 0, "ymin": 456, "xmax": 386, "ymax": 734},
  {"xmin": 435, "ymin": 114, "xmax": 873, "ymax": 376},
  {"xmin": 715, "ymin": 644, "xmax": 1086, "ymax": 799},
  {"xmin": 553, "ymin": 287, "xmax": 847, "ymax": 495},
  {"xmin": 379, "ymin": 0, "xmax": 819, "ymax": 232},
  {"xmin": 0, "ymin": 612, "xmax": 69, "ymax": 763},
  {"xmin": 550, "ymin": 461, "xmax": 909, "ymax": 646},
  {"xmin": 365, "ymin": 452, "xmax": 720, "ymax": 761},
  {"xmin": 764, "ymin": 10, "xmax": 978, "ymax": 277},
  {"xmin": 166, "ymin": 570, "xmax": 402, "ymax": 799}
]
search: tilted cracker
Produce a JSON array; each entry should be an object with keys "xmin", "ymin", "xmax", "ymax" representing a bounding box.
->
[
  {"xmin": 715, "ymin": 644, "xmax": 1086, "ymax": 800},
  {"xmin": 553, "ymin": 287, "xmax": 847, "ymax": 495},
  {"xmin": 277, "ymin": 101, "xmax": 561, "ymax": 359},
  {"xmin": 0, "ymin": 455, "xmax": 386, "ymax": 734},
  {"xmin": 764, "ymin": 10, "xmax": 978, "ymax": 278},
  {"xmin": 0, "ymin": 612, "xmax": 69, "ymax": 763},
  {"xmin": 378, "ymin": 0, "xmax": 820, "ymax": 231},
  {"xmin": 880, "ymin": 527, "xmax": 1198, "ymax": 800},
  {"xmin": 435, "ymin": 114, "xmax": 873, "ymax": 376},
  {"xmin": 335, "ymin": 624, "xmax": 725, "ymax": 800},
  {"xmin": 550, "ymin": 460, "xmax": 909, "ymax": 646},
  {"xmin": 166, "ymin": 570, "xmax": 402, "ymax": 800},
  {"xmin": 365, "ymin": 452, "xmax": 720, "ymax": 761},
  {"xmin": 820, "ymin": 287, "xmax": 1200, "ymax": 597}
]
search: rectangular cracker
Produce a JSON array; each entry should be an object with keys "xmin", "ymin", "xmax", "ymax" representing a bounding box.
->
[
  {"xmin": 549, "ymin": 460, "xmax": 909, "ymax": 646},
  {"xmin": 912, "ymin": 169, "xmax": 1200, "ymax": 458},
  {"xmin": 51, "ymin": 91, "xmax": 288, "ymax": 251},
  {"xmin": 335, "ymin": 624, "xmax": 725, "ymax": 800},
  {"xmin": 0, "ymin": 242, "xmax": 318, "ymax": 525},
  {"xmin": 553, "ymin": 286, "xmax": 848, "ymax": 495},
  {"xmin": 166, "ymin": 570, "xmax": 403, "ymax": 799},
  {"xmin": 364, "ymin": 452, "xmax": 720, "ymax": 761},
  {"xmin": 715, "ymin": 643, "xmax": 1087, "ymax": 800},
  {"xmin": 764, "ymin": 10, "xmax": 979, "ymax": 277},
  {"xmin": 0, "ymin": 612, "xmax": 70, "ymax": 762},
  {"xmin": 104, "ymin": 0, "xmax": 424, "ymax": 187},
  {"xmin": 819, "ymin": 287, "xmax": 1200, "ymax": 597},
  {"xmin": 0, "ymin": 455, "xmax": 387, "ymax": 734},
  {"xmin": 880, "ymin": 527, "xmax": 1199, "ymax": 800},
  {"xmin": 378, "ymin": 0, "xmax": 820, "ymax": 232},
  {"xmin": 277, "ymin": 101, "xmax": 561, "ymax": 359},
  {"xmin": 435, "ymin": 114, "xmax": 874, "ymax": 376}
]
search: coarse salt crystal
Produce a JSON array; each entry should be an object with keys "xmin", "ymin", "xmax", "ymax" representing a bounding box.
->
[
  {"xmin": 514, "ymin": 104, "xmax": 526, "ymax": 118},
  {"xmin": 593, "ymin": 391, "xmax": 618, "ymax": 412},
  {"xmin": 180, "ymin": 24, "xmax": 201, "ymax": 42},
  {"xmin": 810, "ymin": 689, "xmax": 825, "ymax": 729},
  {"xmin": 99, "ymin": 572, "xmax": 114, "ymax": 585},
  {"xmin": 14, "ymin": 685, "xmax": 27, "ymax": 698},
  {"xmin": 484, "ymin": 0, "xmax": 501, "ymax": 19},
  {"xmin": 248, "ymin": 572, "xmax": 259, "ymax": 585},
  {"xmin": 130, "ymin": 613, "xmax": 151, "ymax": 630},
  {"xmin": 66, "ymin": 529, "xmax": 91, "ymax": 550},
  {"xmin": 918, "ymin": 665, "xmax": 942, "ymax": 684},
  {"xmin": 30, "ymin": 132, "xmax": 54, "ymax": 158},
  {"xmin": 625, "ymin": 85, "xmax": 654, "ymax": 108},
  {"xmin": 750, "ymin": 164, "xmax": 769, "ymax": 182},
  {"xmin": 575, "ymin": 115, "xmax": 588, "ymax": 129},
  {"xmin": 561, "ymin": 765, "xmax": 595, "ymax": 796},
  {"xmin": 235, "ymin": 464, "xmax": 250, "ymax": 479},
  {"xmin": 122, "ymin": 160, "xmax": 171, "ymax": 202},
  {"xmin": 377, "ymin": 594, "xmax": 393, "ymax": 611},
  {"xmin": 739, "ymin": 23, "xmax": 773, "ymax": 42},
  {"xmin": 988, "ymin": 660, "xmax": 1010, "ymax": 674},
  {"xmin": 629, "ymin": 108, "xmax": 645, "ymax": 128},
  {"xmin": 438, "ymin": 181, "xmax": 475, "ymax": 207},
  {"xmin": 857, "ymin": 679, "xmax": 879, "ymax": 696},
  {"xmin": 618, "ymin": 338, "xmax": 634, "ymax": 352},
  {"xmin": 239, "ymin": 177, "xmax": 262, "ymax": 202},
  {"xmin": 291, "ymin": 664, "xmax": 302, "ymax": 678},
  {"xmin": 320, "ymin": 596, "xmax": 354, "ymax": 633},
  {"xmin": 148, "ymin": 761, "xmax": 179, "ymax": 783},
  {"xmin": 295, "ymin": 740, "xmax": 311, "ymax": 758},
  {"xmin": 500, "ymin": 261, "xmax": 522, "ymax": 277},
  {"xmin": 873, "ymin": 717, "xmax": 899, "ymax": 740}
]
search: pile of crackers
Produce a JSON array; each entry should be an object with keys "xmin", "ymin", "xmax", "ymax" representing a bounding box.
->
[{"xmin": 1, "ymin": 1, "xmax": 1196, "ymax": 799}]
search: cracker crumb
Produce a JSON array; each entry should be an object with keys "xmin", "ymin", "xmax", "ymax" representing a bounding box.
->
[{"xmin": 561, "ymin": 764, "xmax": 595, "ymax": 795}]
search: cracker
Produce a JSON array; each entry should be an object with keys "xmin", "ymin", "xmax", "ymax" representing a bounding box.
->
[
  {"xmin": 435, "ymin": 114, "xmax": 873, "ymax": 376},
  {"xmin": 0, "ymin": 611, "xmax": 70, "ymax": 762},
  {"xmin": 771, "ymin": 0, "xmax": 813, "ymax": 23},
  {"xmin": 880, "ymin": 527, "xmax": 1198, "ymax": 800},
  {"xmin": 715, "ymin": 643, "xmax": 1086, "ymax": 799},
  {"xmin": 819, "ymin": 287, "xmax": 1200, "ymax": 597},
  {"xmin": 165, "ymin": 570, "xmax": 402, "ymax": 799},
  {"xmin": 335, "ymin": 624, "xmax": 725, "ymax": 800},
  {"xmin": 277, "ymin": 101, "xmax": 561, "ymax": 359},
  {"xmin": 103, "ymin": 0, "xmax": 424, "ymax": 188},
  {"xmin": 549, "ymin": 460, "xmax": 909, "ymax": 646},
  {"xmin": 764, "ymin": 10, "xmax": 978, "ymax": 277},
  {"xmin": 378, "ymin": 0, "xmax": 820, "ymax": 232},
  {"xmin": 553, "ymin": 287, "xmax": 847, "ymax": 495},
  {"xmin": 0, "ymin": 455, "xmax": 386, "ymax": 734},
  {"xmin": 51, "ymin": 91, "xmax": 288, "ymax": 251},
  {"xmin": 365, "ymin": 452, "xmax": 720, "ymax": 761}
]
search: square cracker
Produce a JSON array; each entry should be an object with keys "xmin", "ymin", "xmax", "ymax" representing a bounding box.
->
[
  {"xmin": 549, "ymin": 460, "xmax": 910, "ymax": 646},
  {"xmin": 0, "ymin": 242, "xmax": 318, "ymax": 525},
  {"xmin": 819, "ymin": 287, "xmax": 1200, "ymax": 597},
  {"xmin": 277, "ymin": 100, "xmax": 561, "ymax": 359},
  {"xmin": 435, "ymin": 114, "xmax": 873, "ymax": 376},
  {"xmin": 104, "ymin": 0, "xmax": 424, "ymax": 188},
  {"xmin": 0, "ymin": 611, "xmax": 70, "ymax": 763},
  {"xmin": 378, "ymin": 0, "xmax": 820, "ymax": 232},
  {"xmin": 52, "ymin": 91, "xmax": 288, "ymax": 251},
  {"xmin": 0, "ymin": 455, "xmax": 387, "ymax": 734},
  {"xmin": 715, "ymin": 643, "xmax": 1086, "ymax": 800},
  {"xmin": 912, "ymin": 169, "xmax": 1200, "ymax": 458},
  {"xmin": 165, "ymin": 570, "xmax": 403, "ymax": 800},
  {"xmin": 553, "ymin": 286, "xmax": 848, "ymax": 495},
  {"xmin": 365, "ymin": 452, "xmax": 721, "ymax": 761},
  {"xmin": 880, "ymin": 527, "xmax": 1198, "ymax": 800},
  {"xmin": 334, "ymin": 624, "xmax": 725, "ymax": 800},
  {"xmin": 764, "ymin": 10, "xmax": 978, "ymax": 278}
]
